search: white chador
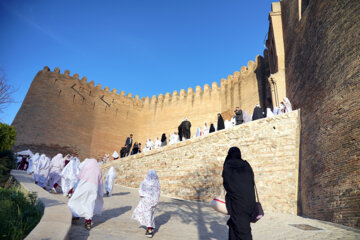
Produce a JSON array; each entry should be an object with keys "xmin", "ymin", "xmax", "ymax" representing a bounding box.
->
[
  {"xmin": 169, "ymin": 133, "xmax": 180, "ymax": 145},
  {"xmin": 203, "ymin": 124, "xmax": 210, "ymax": 135},
  {"xmin": 34, "ymin": 154, "xmax": 50, "ymax": 188},
  {"xmin": 230, "ymin": 117, "xmax": 236, "ymax": 126},
  {"xmin": 266, "ymin": 108, "xmax": 275, "ymax": 117},
  {"xmin": 144, "ymin": 139, "xmax": 154, "ymax": 152},
  {"xmin": 27, "ymin": 153, "xmax": 39, "ymax": 175},
  {"xmin": 61, "ymin": 157, "xmax": 80, "ymax": 196},
  {"xmin": 47, "ymin": 153, "xmax": 65, "ymax": 188},
  {"xmin": 105, "ymin": 166, "xmax": 117, "ymax": 196},
  {"xmin": 154, "ymin": 138, "xmax": 161, "ymax": 149},
  {"xmin": 195, "ymin": 127, "xmax": 202, "ymax": 137},
  {"xmin": 243, "ymin": 110, "xmax": 252, "ymax": 123},
  {"xmin": 283, "ymin": 97, "xmax": 293, "ymax": 112},
  {"xmin": 68, "ymin": 158, "xmax": 104, "ymax": 220},
  {"xmin": 131, "ymin": 170, "xmax": 161, "ymax": 228},
  {"xmin": 225, "ymin": 120, "xmax": 232, "ymax": 129}
]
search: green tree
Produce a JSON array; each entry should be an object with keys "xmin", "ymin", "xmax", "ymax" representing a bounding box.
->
[{"xmin": 0, "ymin": 123, "xmax": 16, "ymax": 152}]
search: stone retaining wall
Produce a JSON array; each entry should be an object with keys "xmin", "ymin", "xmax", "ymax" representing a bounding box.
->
[
  {"xmin": 102, "ymin": 110, "xmax": 300, "ymax": 214},
  {"xmin": 11, "ymin": 170, "xmax": 72, "ymax": 240}
]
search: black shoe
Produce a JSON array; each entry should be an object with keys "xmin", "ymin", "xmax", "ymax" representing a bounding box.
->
[
  {"xmin": 145, "ymin": 229, "xmax": 154, "ymax": 238},
  {"xmin": 106, "ymin": 191, "xmax": 109, "ymax": 197}
]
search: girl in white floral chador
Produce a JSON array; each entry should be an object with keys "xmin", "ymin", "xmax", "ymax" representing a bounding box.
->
[{"xmin": 131, "ymin": 170, "xmax": 161, "ymax": 238}]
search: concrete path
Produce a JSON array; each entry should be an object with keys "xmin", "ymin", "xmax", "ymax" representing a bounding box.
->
[{"xmin": 68, "ymin": 185, "xmax": 360, "ymax": 240}]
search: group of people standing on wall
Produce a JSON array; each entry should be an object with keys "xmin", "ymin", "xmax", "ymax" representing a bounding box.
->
[{"xmin": 107, "ymin": 97, "xmax": 293, "ymax": 160}]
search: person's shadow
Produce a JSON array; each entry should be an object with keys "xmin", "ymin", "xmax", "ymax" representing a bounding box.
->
[
  {"xmin": 153, "ymin": 212, "xmax": 171, "ymax": 234},
  {"xmin": 92, "ymin": 206, "xmax": 132, "ymax": 227},
  {"xmin": 105, "ymin": 191, "xmax": 130, "ymax": 197}
]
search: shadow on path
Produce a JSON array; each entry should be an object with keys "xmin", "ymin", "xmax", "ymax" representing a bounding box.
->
[
  {"xmin": 92, "ymin": 206, "xmax": 132, "ymax": 228},
  {"xmin": 154, "ymin": 212, "xmax": 172, "ymax": 234},
  {"xmin": 108, "ymin": 191, "xmax": 130, "ymax": 197}
]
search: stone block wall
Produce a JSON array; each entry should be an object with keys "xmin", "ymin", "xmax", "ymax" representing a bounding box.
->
[
  {"xmin": 12, "ymin": 55, "xmax": 272, "ymax": 159},
  {"xmin": 281, "ymin": 0, "xmax": 360, "ymax": 228},
  {"xmin": 102, "ymin": 110, "xmax": 301, "ymax": 214}
]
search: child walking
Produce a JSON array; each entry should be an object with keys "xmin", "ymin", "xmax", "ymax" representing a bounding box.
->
[{"xmin": 131, "ymin": 170, "xmax": 161, "ymax": 238}]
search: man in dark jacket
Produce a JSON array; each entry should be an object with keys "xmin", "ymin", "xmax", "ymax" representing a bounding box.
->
[
  {"xmin": 222, "ymin": 147, "xmax": 255, "ymax": 240},
  {"xmin": 124, "ymin": 134, "xmax": 133, "ymax": 156},
  {"xmin": 234, "ymin": 107, "xmax": 243, "ymax": 125},
  {"xmin": 178, "ymin": 118, "xmax": 191, "ymax": 140}
]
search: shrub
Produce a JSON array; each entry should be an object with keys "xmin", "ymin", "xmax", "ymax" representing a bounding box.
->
[
  {"xmin": 0, "ymin": 123, "xmax": 16, "ymax": 152},
  {"xmin": 0, "ymin": 186, "xmax": 43, "ymax": 240},
  {"xmin": 0, "ymin": 150, "xmax": 16, "ymax": 187}
]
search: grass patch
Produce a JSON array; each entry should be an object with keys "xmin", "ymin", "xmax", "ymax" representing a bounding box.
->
[
  {"xmin": 0, "ymin": 184, "xmax": 43, "ymax": 240},
  {"xmin": 0, "ymin": 150, "xmax": 43, "ymax": 240}
]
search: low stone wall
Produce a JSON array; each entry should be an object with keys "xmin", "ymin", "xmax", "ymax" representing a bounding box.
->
[
  {"xmin": 11, "ymin": 170, "xmax": 72, "ymax": 240},
  {"xmin": 102, "ymin": 110, "xmax": 301, "ymax": 214}
]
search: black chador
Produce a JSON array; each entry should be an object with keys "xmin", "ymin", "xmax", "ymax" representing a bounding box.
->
[
  {"xmin": 178, "ymin": 119, "xmax": 191, "ymax": 140},
  {"xmin": 217, "ymin": 114, "xmax": 225, "ymax": 131},
  {"xmin": 209, "ymin": 123, "xmax": 215, "ymax": 133},
  {"xmin": 222, "ymin": 147, "xmax": 255, "ymax": 240},
  {"xmin": 252, "ymin": 105, "xmax": 264, "ymax": 120}
]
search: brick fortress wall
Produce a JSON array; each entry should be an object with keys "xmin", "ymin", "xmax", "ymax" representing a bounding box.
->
[
  {"xmin": 12, "ymin": 55, "xmax": 271, "ymax": 159},
  {"xmin": 102, "ymin": 110, "xmax": 301, "ymax": 214},
  {"xmin": 281, "ymin": 0, "xmax": 360, "ymax": 228}
]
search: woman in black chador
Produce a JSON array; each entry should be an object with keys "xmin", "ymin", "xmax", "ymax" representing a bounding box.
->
[
  {"xmin": 209, "ymin": 123, "xmax": 216, "ymax": 133},
  {"xmin": 222, "ymin": 147, "xmax": 255, "ymax": 240},
  {"xmin": 217, "ymin": 113, "xmax": 225, "ymax": 131}
]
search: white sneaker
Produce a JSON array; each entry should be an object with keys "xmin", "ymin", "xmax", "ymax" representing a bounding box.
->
[{"xmin": 51, "ymin": 187, "xmax": 57, "ymax": 194}]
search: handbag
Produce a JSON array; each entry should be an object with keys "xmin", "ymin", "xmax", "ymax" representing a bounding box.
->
[
  {"xmin": 250, "ymin": 182, "xmax": 264, "ymax": 223},
  {"xmin": 210, "ymin": 195, "xmax": 229, "ymax": 215}
]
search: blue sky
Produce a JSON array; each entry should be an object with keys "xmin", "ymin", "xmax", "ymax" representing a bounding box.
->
[{"xmin": 0, "ymin": 0, "xmax": 273, "ymax": 124}]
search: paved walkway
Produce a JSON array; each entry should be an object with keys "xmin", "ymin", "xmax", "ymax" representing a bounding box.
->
[{"xmin": 67, "ymin": 185, "xmax": 360, "ymax": 240}]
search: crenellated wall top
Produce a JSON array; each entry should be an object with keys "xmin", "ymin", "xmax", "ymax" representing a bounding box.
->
[{"xmin": 40, "ymin": 55, "xmax": 262, "ymax": 107}]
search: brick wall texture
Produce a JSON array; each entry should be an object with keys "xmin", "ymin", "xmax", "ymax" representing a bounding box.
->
[
  {"xmin": 281, "ymin": 0, "xmax": 360, "ymax": 228},
  {"xmin": 12, "ymin": 56, "xmax": 271, "ymax": 159},
  {"xmin": 101, "ymin": 111, "xmax": 301, "ymax": 215}
]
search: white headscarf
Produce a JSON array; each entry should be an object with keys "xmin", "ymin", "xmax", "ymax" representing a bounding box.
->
[
  {"xmin": 112, "ymin": 151, "xmax": 119, "ymax": 159},
  {"xmin": 139, "ymin": 170, "xmax": 160, "ymax": 200}
]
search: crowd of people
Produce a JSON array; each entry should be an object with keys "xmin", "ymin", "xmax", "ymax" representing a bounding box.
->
[
  {"xmin": 17, "ymin": 146, "xmax": 258, "ymax": 238},
  {"xmin": 16, "ymin": 150, "xmax": 159, "ymax": 236},
  {"xmin": 118, "ymin": 97, "xmax": 293, "ymax": 155},
  {"xmin": 14, "ymin": 97, "xmax": 292, "ymax": 238}
]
